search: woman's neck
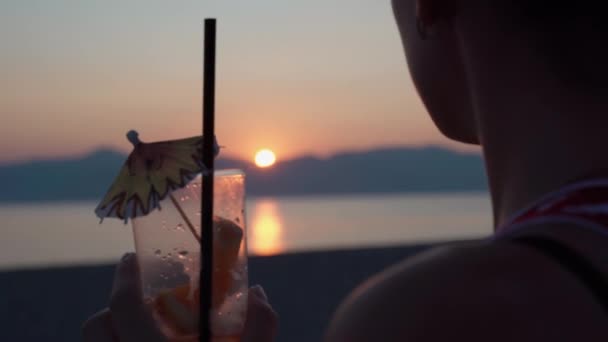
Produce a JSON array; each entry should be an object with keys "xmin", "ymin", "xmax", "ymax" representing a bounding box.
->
[
  {"xmin": 478, "ymin": 96, "xmax": 608, "ymax": 229},
  {"xmin": 454, "ymin": 15, "xmax": 608, "ymax": 229}
]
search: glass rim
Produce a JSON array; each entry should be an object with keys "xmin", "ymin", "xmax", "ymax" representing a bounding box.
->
[
  {"xmin": 214, "ymin": 168, "xmax": 244, "ymax": 177},
  {"xmin": 190, "ymin": 169, "xmax": 245, "ymax": 180}
]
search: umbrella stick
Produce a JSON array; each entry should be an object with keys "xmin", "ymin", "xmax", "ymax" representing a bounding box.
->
[
  {"xmin": 169, "ymin": 193, "xmax": 201, "ymax": 243},
  {"xmin": 201, "ymin": 18, "xmax": 216, "ymax": 342}
]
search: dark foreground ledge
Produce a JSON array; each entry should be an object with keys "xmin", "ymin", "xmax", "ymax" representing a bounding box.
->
[{"xmin": 0, "ymin": 244, "xmax": 435, "ymax": 341}]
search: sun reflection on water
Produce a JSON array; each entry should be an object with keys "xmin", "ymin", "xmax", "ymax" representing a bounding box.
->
[{"xmin": 249, "ymin": 199, "xmax": 284, "ymax": 256}]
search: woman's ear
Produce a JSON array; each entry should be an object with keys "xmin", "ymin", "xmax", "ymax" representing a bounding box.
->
[{"xmin": 416, "ymin": 0, "xmax": 459, "ymax": 38}]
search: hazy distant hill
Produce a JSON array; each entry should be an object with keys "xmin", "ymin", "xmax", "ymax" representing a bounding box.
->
[{"xmin": 0, "ymin": 147, "xmax": 487, "ymax": 202}]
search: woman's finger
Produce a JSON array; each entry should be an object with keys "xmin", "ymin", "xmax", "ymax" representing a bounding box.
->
[
  {"xmin": 242, "ymin": 285, "xmax": 278, "ymax": 342},
  {"xmin": 81, "ymin": 308, "xmax": 116, "ymax": 342},
  {"xmin": 109, "ymin": 253, "xmax": 166, "ymax": 342}
]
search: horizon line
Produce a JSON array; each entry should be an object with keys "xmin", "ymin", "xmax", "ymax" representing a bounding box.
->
[{"xmin": 0, "ymin": 143, "xmax": 481, "ymax": 167}]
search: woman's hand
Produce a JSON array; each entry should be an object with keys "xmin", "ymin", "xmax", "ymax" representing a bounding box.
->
[{"xmin": 82, "ymin": 253, "xmax": 278, "ymax": 341}]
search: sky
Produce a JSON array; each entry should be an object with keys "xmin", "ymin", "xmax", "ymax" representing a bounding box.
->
[{"xmin": 0, "ymin": 0, "xmax": 474, "ymax": 164}]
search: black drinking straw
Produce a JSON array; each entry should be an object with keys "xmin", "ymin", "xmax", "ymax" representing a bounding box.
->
[{"xmin": 201, "ymin": 18, "xmax": 216, "ymax": 342}]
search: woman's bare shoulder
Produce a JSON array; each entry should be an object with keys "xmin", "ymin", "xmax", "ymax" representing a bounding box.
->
[{"xmin": 325, "ymin": 240, "xmax": 606, "ymax": 341}]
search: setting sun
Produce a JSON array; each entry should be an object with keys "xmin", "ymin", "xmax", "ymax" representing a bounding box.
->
[{"xmin": 254, "ymin": 149, "xmax": 277, "ymax": 168}]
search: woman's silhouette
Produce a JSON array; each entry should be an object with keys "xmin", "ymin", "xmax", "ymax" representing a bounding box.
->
[{"xmin": 328, "ymin": 1, "xmax": 608, "ymax": 341}]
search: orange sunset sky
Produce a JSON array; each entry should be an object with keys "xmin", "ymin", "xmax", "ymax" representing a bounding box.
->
[{"xmin": 1, "ymin": 0, "xmax": 475, "ymax": 164}]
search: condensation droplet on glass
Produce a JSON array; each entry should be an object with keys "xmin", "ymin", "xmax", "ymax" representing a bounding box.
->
[
  {"xmin": 176, "ymin": 223, "xmax": 184, "ymax": 231},
  {"xmin": 154, "ymin": 249, "xmax": 162, "ymax": 256},
  {"xmin": 167, "ymin": 253, "xmax": 172, "ymax": 258},
  {"xmin": 235, "ymin": 217, "xmax": 240, "ymax": 223},
  {"xmin": 178, "ymin": 250, "xmax": 189, "ymax": 259}
]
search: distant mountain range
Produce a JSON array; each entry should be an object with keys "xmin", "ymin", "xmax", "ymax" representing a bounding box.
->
[{"xmin": 0, "ymin": 147, "xmax": 488, "ymax": 202}]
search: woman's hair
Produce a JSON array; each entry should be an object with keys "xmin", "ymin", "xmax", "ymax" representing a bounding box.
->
[{"xmin": 502, "ymin": 2, "xmax": 608, "ymax": 90}]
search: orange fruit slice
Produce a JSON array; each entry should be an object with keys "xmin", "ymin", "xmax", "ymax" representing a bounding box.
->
[
  {"xmin": 156, "ymin": 284, "xmax": 198, "ymax": 334},
  {"xmin": 156, "ymin": 217, "xmax": 243, "ymax": 331},
  {"xmin": 212, "ymin": 217, "xmax": 243, "ymax": 307}
]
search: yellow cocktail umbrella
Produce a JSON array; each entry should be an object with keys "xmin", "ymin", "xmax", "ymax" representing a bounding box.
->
[{"xmin": 95, "ymin": 130, "xmax": 218, "ymax": 241}]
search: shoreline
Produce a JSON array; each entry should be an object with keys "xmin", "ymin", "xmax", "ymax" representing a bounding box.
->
[{"xmin": 0, "ymin": 244, "xmax": 437, "ymax": 341}]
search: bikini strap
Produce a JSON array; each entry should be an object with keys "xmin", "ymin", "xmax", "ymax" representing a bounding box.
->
[{"xmin": 512, "ymin": 234, "xmax": 608, "ymax": 313}]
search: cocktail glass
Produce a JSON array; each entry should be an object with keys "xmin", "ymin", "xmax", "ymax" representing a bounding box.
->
[{"xmin": 132, "ymin": 170, "xmax": 248, "ymax": 340}]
